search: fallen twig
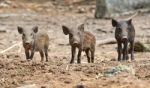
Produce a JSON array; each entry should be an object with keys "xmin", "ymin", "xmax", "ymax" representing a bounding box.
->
[
  {"xmin": 126, "ymin": 11, "xmax": 138, "ymax": 20},
  {"xmin": 0, "ymin": 42, "xmax": 22, "ymax": 54},
  {"xmin": 66, "ymin": 64, "xmax": 69, "ymax": 70},
  {"xmin": 17, "ymin": 43, "xmax": 22, "ymax": 54}
]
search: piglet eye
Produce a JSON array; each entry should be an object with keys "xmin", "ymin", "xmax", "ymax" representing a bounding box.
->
[
  {"xmin": 116, "ymin": 27, "xmax": 121, "ymax": 30},
  {"xmin": 78, "ymin": 32, "xmax": 80, "ymax": 34},
  {"xmin": 30, "ymin": 33, "xmax": 33, "ymax": 36},
  {"xmin": 70, "ymin": 34, "xmax": 73, "ymax": 37},
  {"xmin": 118, "ymin": 29, "xmax": 122, "ymax": 33},
  {"xmin": 118, "ymin": 28, "xmax": 121, "ymax": 30},
  {"xmin": 23, "ymin": 33, "xmax": 25, "ymax": 36}
]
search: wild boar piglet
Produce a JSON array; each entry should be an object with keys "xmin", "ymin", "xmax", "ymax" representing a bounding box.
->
[
  {"xmin": 62, "ymin": 24, "xmax": 96, "ymax": 64},
  {"xmin": 112, "ymin": 19, "xmax": 135, "ymax": 61},
  {"xmin": 18, "ymin": 26, "xmax": 49, "ymax": 62}
]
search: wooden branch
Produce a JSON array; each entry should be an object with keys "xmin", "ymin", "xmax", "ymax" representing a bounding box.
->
[
  {"xmin": 17, "ymin": 43, "xmax": 22, "ymax": 53},
  {"xmin": 97, "ymin": 38, "xmax": 144, "ymax": 46},
  {"xmin": 126, "ymin": 11, "xmax": 138, "ymax": 20},
  {"xmin": 97, "ymin": 38, "xmax": 116, "ymax": 46},
  {"xmin": 0, "ymin": 42, "xmax": 22, "ymax": 54}
]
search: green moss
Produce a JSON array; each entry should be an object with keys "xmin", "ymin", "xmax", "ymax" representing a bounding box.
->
[{"xmin": 129, "ymin": 42, "xmax": 150, "ymax": 53}]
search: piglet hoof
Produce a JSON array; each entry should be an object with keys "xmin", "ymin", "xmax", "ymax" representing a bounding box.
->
[
  {"xmin": 70, "ymin": 62, "xmax": 74, "ymax": 64},
  {"xmin": 27, "ymin": 59, "xmax": 32, "ymax": 62},
  {"xmin": 41, "ymin": 61, "xmax": 44, "ymax": 63},
  {"xmin": 70, "ymin": 60, "xmax": 74, "ymax": 64},
  {"xmin": 122, "ymin": 59, "xmax": 126, "ymax": 61},
  {"xmin": 77, "ymin": 62, "xmax": 81, "ymax": 64},
  {"xmin": 118, "ymin": 59, "xmax": 121, "ymax": 61},
  {"xmin": 127, "ymin": 60, "xmax": 132, "ymax": 63},
  {"xmin": 131, "ymin": 59, "xmax": 135, "ymax": 62},
  {"xmin": 127, "ymin": 56, "xmax": 129, "ymax": 60},
  {"xmin": 91, "ymin": 60, "xmax": 94, "ymax": 63},
  {"xmin": 40, "ymin": 59, "xmax": 44, "ymax": 63}
]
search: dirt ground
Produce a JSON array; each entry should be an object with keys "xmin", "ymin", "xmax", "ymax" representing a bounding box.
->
[{"xmin": 0, "ymin": 0, "xmax": 150, "ymax": 88}]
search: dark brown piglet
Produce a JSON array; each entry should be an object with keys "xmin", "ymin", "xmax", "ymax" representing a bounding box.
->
[
  {"xmin": 62, "ymin": 24, "xmax": 96, "ymax": 64},
  {"xmin": 18, "ymin": 26, "xmax": 49, "ymax": 62},
  {"xmin": 112, "ymin": 19, "xmax": 135, "ymax": 61}
]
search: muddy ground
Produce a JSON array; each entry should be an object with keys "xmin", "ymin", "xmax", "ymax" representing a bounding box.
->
[{"xmin": 0, "ymin": 0, "xmax": 150, "ymax": 88}]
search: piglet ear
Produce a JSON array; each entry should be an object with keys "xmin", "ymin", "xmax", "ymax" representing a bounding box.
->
[
  {"xmin": 112, "ymin": 19, "xmax": 118, "ymax": 27},
  {"xmin": 17, "ymin": 26, "xmax": 23, "ymax": 34},
  {"xmin": 32, "ymin": 26, "xmax": 38, "ymax": 33},
  {"xmin": 62, "ymin": 25, "xmax": 69, "ymax": 35},
  {"xmin": 127, "ymin": 19, "xmax": 132, "ymax": 25},
  {"xmin": 78, "ymin": 24, "xmax": 84, "ymax": 32}
]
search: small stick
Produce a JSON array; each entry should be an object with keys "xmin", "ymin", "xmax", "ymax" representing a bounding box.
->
[
  {"xmin": 0, "ymin": 42, "xmax": 22, "ymax": 54},
  {"xmin": 126, "ymin": 11, "xmax": 138, "ymax": 20},
  {"xmin": 17, "ymin": 43, "xmax": 22, "ymax": 53},
  {"xmin": 66, "ymin": 64, "xmax": 69, "ymax": 70}
]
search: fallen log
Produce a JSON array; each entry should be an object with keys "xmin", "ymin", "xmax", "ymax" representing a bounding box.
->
[
  {"xmin": 97, "ymin": 38, "xmax": 150, "ymax": 52},
  {"xmin": 97, "ymin": 38, "xmax": 116, "ymax": 46},
  {"xmin": 95, "ymin": 0, "xmax": 150, "ymax": 18}
]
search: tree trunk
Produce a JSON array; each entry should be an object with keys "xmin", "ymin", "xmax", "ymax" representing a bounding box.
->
[{"xmin": 95, "ymin": 0, "xmax": 150, "ymax": 18}]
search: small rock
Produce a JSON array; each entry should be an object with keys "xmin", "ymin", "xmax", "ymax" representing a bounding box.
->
[
  {"xmin": 17, "ymin": 84, "xmax": 37, "ymax": 88},
  {"xmin": 0, "ymin": 29, "xmax": 7, "ymax": 33},
  {"xmin": 77, "ymin": 7, "xmax": 86, "ymax": 13},
  {"xmin": 110, "ymin": 58, "xmax": 116, "ymax": 61},
  {"xmin": 64, "ymin": 80, "xmax": 71, "ymax": 84},
  {"xmin": 41, "ymin": 86, "xmax": 46, "ymax": 88},
  {"xmin": 74, "ymin": 84, "xmax": 85, "ymax": 88}
]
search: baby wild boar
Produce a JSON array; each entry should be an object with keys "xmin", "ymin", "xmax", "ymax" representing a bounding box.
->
[
  {"xmin": 112, "ymin": 19, "xmax": 135, "ymax": 61},
  {"xmin": 62, "ymin": 24, "xmax": 96, "ymax": 64},
  {"xmin": 17, "ymin": 26, "xmax": 49, "ymax": 62}
]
